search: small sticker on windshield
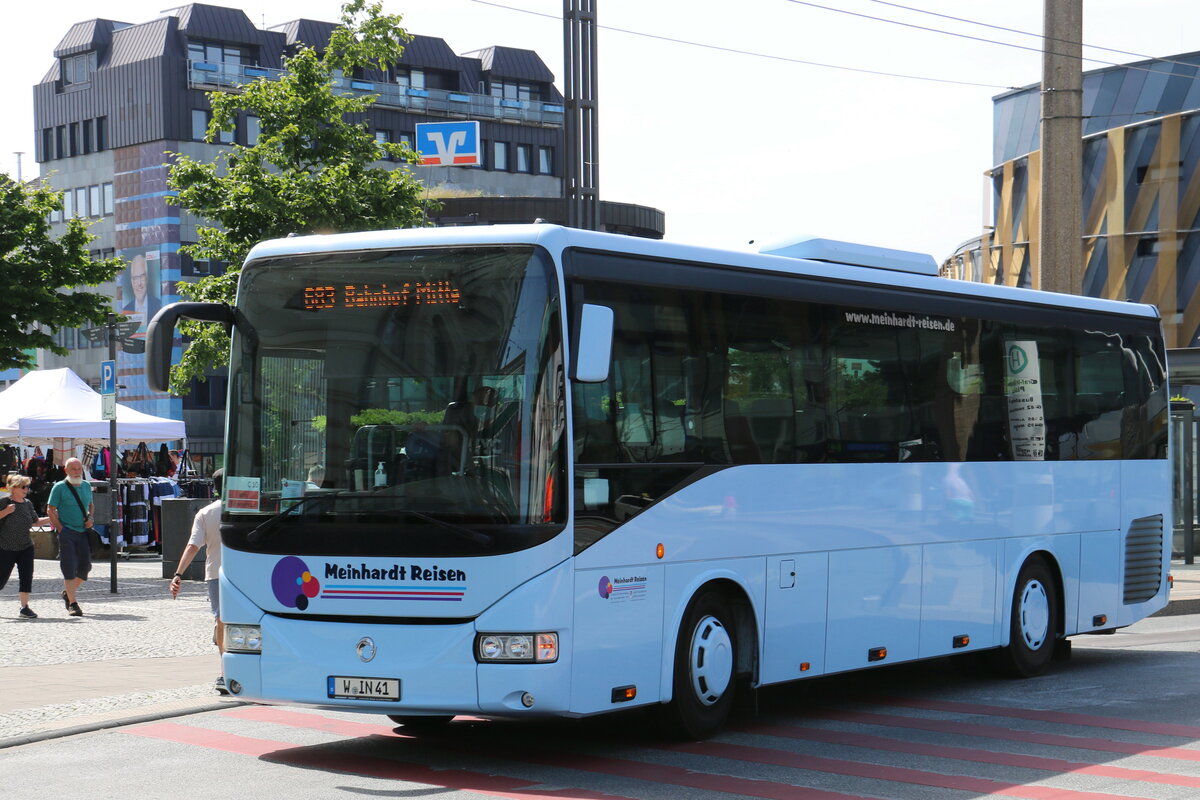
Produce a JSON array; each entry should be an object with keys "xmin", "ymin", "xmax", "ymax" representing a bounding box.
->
[{"xmin": 226, "ymin": 476, "xmax": 262, "ymax": 512}]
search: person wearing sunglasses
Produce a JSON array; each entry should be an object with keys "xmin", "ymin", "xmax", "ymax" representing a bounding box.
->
[{"xmin": 0, "ymin": 474, "xmax": 51, "ymax": 618}]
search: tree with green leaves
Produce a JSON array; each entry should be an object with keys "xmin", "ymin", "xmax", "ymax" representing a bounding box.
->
[
  {"xmin": 166, "ymin": 0, "xmax": 429, "ymax": 394},
  {"xmin": 0, "ymin": 178, "xmax": 124, "ymax": 371}
]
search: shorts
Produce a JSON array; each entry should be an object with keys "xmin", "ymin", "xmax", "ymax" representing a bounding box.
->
[
  {"xmin": 58, "ymin": 529, "xmax": 92, "ymax": 581},
  {"xmin": 206, "ymin": 579, "xmax": 220, "ymax": 618},
  {"xmin": 0, "ymin": 545, "xmax": 35, "ymax": 594}
]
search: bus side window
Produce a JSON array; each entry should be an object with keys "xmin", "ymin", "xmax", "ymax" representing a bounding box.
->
[
  {"xmin": 723, "ymin": 399, "xmax": 760, "ymax": 463},
  {"xmin": 572, "ymin": 380, "xmax": 617, "ymax": 463},
  {"xmin": 725, "ymin": 344, "xmax": 794, "ymax": 464}
]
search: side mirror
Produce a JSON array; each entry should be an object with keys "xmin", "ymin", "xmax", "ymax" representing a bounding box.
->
[
  {"xmin": 146, "ymin": 302, "xmax": 237, "ymax": 392},
  {"xmin": 573, "ymin": 303, "xmax": 613, "ymax": 383}
]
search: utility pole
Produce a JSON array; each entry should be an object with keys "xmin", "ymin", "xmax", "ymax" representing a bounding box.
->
[
  {"xmin": 1038, "ymin": 0, "xmax": 1083, "ymax": 294},
  {"xmin": 564, "ymin": 0, "xmax": 599, "ymax": 231}
]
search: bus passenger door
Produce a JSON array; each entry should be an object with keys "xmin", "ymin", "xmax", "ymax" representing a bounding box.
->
[{"xmin": 762, "ymin": 553, "xmax": 828, "ymax": 684}]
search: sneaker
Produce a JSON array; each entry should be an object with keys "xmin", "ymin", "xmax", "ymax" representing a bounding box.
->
[
  {"xmin": 62, "ymin": 590, "xmax": 69, "ymax": 610},
  {"xmin": 18, "ymin": 606, "xmax": 36, "ymax": 618},
  {"xmin": 67, "ymin": 602, "xmax": 83, "ymax": 617},
  {"xmin": 215, "ymin": 676, "xmax": 229, "ymax": 696}
]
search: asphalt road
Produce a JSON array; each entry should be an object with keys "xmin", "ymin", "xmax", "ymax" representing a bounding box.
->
[{"xmin": 5, "ymin": 611, "xmax": 1200, "ymax": 800}]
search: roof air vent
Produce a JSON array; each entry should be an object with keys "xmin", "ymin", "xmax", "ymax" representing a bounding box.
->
[{"xmin": 758, "ymin": 236, "xmax": 938, "ymax": 276}]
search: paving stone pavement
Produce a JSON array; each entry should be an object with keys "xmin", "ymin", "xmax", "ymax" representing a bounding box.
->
[{"xmin": 0, "ymin": 557, "xmax": 238, "ymax": 745}]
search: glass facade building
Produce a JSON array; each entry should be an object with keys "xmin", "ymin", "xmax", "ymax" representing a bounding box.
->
[{"xmin": 946, "ymin": 52, "xmax": 1200, "ymax": 349}]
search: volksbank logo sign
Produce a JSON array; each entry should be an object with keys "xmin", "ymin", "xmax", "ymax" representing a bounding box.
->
[{"xmin": 416, "ymin": 121, "xmax": 480, "ymax": 166}]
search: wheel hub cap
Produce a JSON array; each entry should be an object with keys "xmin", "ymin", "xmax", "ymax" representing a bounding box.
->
[
  {"xmin": 689, "ymin": 615, "xmax": 733, "ymax": 706},
  {"xmin": 1019, "ymin": 579, "xmax": 1050, "ymax": 649}
]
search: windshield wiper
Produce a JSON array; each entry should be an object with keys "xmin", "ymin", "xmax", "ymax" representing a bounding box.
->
[
  {"xmin": 386, "ymin": 509, "xmax": 494, "ymax": 547},
  {"xmin": 245, "ymin": 492, "xmax": 342, "ymax": 547}
]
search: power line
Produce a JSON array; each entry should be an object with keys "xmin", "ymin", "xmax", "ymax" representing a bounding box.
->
[
  {"xmin": 784, "ymin": 0, "xmax": 1121, "ymax": 67},
  {"xmin": 787, "ymin": 0, "xmax": 1200, "ymax": 82},
  {"xmin": 864, "ymin": 0, "xmax": 1200, "ymax": 70},
  {"xmin": 465, "ymin": 0, "xmax": 1013, "ymax": 89}
]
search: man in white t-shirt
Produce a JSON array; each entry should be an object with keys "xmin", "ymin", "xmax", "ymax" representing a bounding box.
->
[{"xmin": 169, "ymin": 469, "xmax": 225, "ymax": 694}]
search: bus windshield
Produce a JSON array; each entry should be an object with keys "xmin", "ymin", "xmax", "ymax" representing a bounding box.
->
[{"xmin": 224, "ymin": 245, "xmax": 567, "ymax": 558}]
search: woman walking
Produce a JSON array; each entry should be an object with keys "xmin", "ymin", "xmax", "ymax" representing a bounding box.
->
[{"xmin": 0, "ymin": 474, "xmax": 51, "ymax": 617}]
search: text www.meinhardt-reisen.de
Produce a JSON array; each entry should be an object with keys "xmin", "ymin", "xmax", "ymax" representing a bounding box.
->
[{"xmin": 844, "ymin": 310, "xmax": 956, "ymax": 332}]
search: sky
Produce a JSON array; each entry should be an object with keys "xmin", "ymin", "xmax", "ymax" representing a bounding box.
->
[{"xmin": 2, "ymin": 0, "xmax": 1199, "ymax": 261}]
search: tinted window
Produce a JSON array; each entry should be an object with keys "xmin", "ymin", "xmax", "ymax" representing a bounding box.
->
[{"xmin": 569, "ymin": 254, "xmax": 1168, "ymax": 546}]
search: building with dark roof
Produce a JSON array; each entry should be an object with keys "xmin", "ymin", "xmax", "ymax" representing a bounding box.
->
[
  {"xmin": 34, "ymin": 3, "xmax": 663, "ymax": 459},
  {"xmin": 943, "ymin": 52, "xmax": 1200, "ymax": 351}
]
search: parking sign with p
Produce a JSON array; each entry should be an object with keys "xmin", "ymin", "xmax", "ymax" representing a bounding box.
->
[{"xmin": 100, "ymin": 360, "xmax": 116, "ymax": 396}]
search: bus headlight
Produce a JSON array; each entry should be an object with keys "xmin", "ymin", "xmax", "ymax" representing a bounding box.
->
[
  {"xmin": 225, "ymin": 624, "xmax": 263, "ymax": 654},
  {"xmin": 476, "ymin": 632, "xmax": 558, "ymax": 663}
]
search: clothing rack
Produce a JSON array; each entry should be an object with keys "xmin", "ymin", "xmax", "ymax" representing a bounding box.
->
[{"xmin": 97, "ymin": 476, "xmax": 213, "ymax": 555}]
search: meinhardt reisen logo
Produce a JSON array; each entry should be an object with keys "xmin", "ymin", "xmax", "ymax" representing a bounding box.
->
[
  {"xmin": 270, "ymin": 557, "xmax": 467, "ymax": 609},
  {"xmin": 598, "ymin": 574, "xmax": 647, "ymax": 601},
  {"xmin": 324, "ymin": 563, "xmax": 466, "ymax": 582}
]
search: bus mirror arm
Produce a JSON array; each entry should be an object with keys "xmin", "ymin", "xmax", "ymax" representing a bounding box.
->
[
  {"xmin": 573, "ymin": 303, "xmax": 614, "ymax": 384},
  {"xmin": 146, "ymin": 301, "xmax": 238, "ymax": 393}
]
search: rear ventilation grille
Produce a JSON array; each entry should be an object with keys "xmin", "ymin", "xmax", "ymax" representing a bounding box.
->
[{"xmin": 1124, "ymin": 514, "xmax": 1164, "ymax": 605}]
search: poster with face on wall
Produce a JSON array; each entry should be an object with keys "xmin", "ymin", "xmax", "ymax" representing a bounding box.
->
[{"xmin": 118, "ymin": 248, "xmax": 162, "ymax": 331}]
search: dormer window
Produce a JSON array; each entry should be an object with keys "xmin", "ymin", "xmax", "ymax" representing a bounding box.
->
[{"xmin": 62, "ymin": 52, "xmax": 97, "ymax": 86}]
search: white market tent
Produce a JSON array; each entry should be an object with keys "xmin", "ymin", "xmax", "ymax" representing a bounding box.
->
[{"xmin": 0, "ymin": 367, "xmax": 185, "ymax": 446}]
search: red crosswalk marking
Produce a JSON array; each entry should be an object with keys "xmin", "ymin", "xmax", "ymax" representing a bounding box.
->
[
  {"xmin": 121, "ymin": 701, "xmax": 1200, "ymax": 800},
  {"xmin": 668, "ymin": 739, "xmax": 1158, "ymax": 800},
  {"xmin": 881, "ymin": 697, "xmax": 1200, "ymax": 739},
  {"xmin": 818, "ymin": 709, "xmax": 1200, "ymax": 762},
  {"xmin": 222, "ymin": 706, "xmax": 877, "ymax": 800},
  {"xmin": 745, "ymin": 720, "xmax": 1200, "ymax": 789},
  {"xmin": 124, "ymin": 721, "xmax": 633, "ymax": 800}
]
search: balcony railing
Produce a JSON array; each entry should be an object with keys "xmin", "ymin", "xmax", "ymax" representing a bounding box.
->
[{"xmin": 188, "ymin": 61, "xmax": 564, "ymax": 128}]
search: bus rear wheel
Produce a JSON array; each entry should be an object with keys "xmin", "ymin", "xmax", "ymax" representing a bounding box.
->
[
  {"xmin": 659, "ymin": 589, "xmax": 737, "ymax": 740},
  {"xmin": 388, "ymin": 714, "xmax": 454, "ymax": 731},
  {"xmin": 996, "ymin": 557, "xmax": 1059, "ymax": 678}
]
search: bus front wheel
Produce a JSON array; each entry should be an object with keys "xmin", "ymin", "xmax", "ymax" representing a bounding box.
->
[
  {"xmin": 659, "ymin": 589, "xmax": 737, "ymax": 740},
  {"xmin": 996, "ymin": 557, "xmax": 1059, "ymax": 678}
]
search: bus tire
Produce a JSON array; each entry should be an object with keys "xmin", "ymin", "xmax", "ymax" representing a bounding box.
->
[
  {"xmin": 996, "ymin": 557, "xmax": 1059, "ymax": 678},
  {"xmin": 388, "ymin": 714, "xmax": 454, "ymax": 731},
  {"xmin": 659, "ymin": 589, "xmax": 737, "ymax": 740}
]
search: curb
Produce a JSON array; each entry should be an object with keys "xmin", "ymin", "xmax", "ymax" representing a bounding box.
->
[{"xmin": 0, "ymin": 699, "xmax": 248, "ymax": 750}]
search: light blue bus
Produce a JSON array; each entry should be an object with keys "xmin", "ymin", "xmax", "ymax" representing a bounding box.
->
[{"xmin": 148, "ymin": 224, "xmax": 1170, "ymax": 739}]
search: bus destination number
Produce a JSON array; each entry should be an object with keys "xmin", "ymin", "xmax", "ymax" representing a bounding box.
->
[
  {"xmin": 327, "ymin": 675, "xmax": 401, "ymax": 701},
  {"xmin": 304, "ymin": 281, "xmax": 461, "ymax": 310}
]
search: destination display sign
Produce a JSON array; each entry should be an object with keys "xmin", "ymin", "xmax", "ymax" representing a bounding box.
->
[{"xmin": 301, "ymin": 281, "xmax": 462, "ymax": 311}]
